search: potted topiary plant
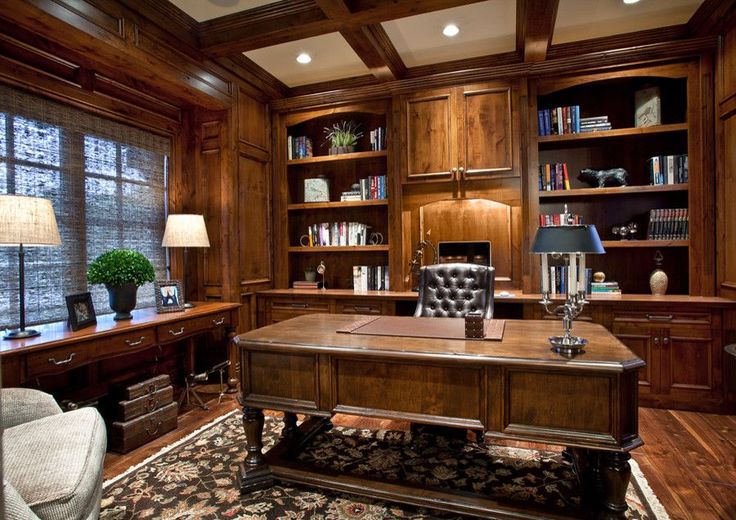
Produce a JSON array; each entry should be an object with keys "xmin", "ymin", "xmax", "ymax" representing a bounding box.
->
[
  {"xmin": 87, "ymin": 249, "xmax": 155, "ymax": 320},
  {"xmin": 323, "ymin": 120, "xmax": 363, "ymax": 155}
]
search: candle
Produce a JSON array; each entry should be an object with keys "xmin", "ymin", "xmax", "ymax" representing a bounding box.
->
[
  {"xmin": 541, "ymin": 254, "xmax": 549, "ymax": 294},
  {"xmin": 568, "ymin": 253, "xmax": 576, "ymax": 298},
  {"xmin": 578, "ymin": 254, "xmax": 586, "ymax": 294}
]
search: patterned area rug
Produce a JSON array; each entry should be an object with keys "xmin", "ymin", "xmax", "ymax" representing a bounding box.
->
[{"xmin": 101, "ymin": 411, "xmax": 669, "ymax": 519}]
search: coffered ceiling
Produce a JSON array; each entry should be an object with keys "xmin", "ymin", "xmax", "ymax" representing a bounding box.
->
[{"xmin": 167, "ymin": 0, "xmax": 707, "ymax": 90}]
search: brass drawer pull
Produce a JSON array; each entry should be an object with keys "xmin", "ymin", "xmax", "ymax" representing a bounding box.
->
[
  {"xmin": 145, "ymin": 419, "xmax": 161, "ymax": 436},
  {"xmin": 291, "ymin": 303, "xmax": 308, "ymax": 308},
  {"xmin": 145, "ymin": 397, "xmax": 160, "ymax": 413},
  {"xmin": 168, "ymin": 327, "xmax": 185, "ymax": 336},
  {"xmin": 646, "ymin": 314, "xmax": 673, "ymax": 321},
  {"xmin": 48, "ymin": 352, "xmax": 76, "ymax": 366},
  {"xmin": 212, "ymin": 317, "xmax": 226, "ymax": 326},
  {"xmin": 124, "ymin": 336, "xmax": 146, "ymax": 347},
  {"xmin": 352, "ymin": 306, "xmax": 374, "ymax": 312}
]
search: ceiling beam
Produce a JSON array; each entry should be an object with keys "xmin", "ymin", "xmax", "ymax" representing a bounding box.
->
[
  {"xmin": 314, "ymin": 0, "xmax": 405, "ymax": 81},
  {"xmin": 516, "ymin": 0, "xmax": 559, "ymax": 62},
  {"xmin": 199, "ymin": 0, "xmax": 487, "ymax": 56}
]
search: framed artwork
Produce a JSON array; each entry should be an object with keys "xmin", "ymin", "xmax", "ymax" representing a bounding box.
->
[
  {"xmin": 154, "ymin": 280, "xmax": 184, "ymax": 313},
  {"xmin": 65, "ymin": 292, "xmax": 97, "ymax": 331}
]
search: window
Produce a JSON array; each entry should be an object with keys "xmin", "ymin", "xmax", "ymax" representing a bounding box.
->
[{"xmin": 0, "ymin": 85, "xmax": 170, "ymax": 327}]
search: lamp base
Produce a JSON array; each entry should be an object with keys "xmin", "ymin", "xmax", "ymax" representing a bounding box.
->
[
  {"xmin": 184, "ymin": 302, "xmax": 194, "ymax": 309},
  {"xmin": 4, "ymin": 328, "xmax": 40, "ymax": 340},
  {"xmin": 549, "ymin": 335, "xmax": 587, "ymax": 356}
]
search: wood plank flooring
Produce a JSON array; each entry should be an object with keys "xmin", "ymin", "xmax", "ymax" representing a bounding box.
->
[{"xmin": 103, "ymin": 399, "xmax": 736, "ymax": 520}]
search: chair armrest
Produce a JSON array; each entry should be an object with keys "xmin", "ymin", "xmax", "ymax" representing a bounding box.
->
[
  {"xmin": 3, "ymin": 480, "xmax": 41, "ymax": 520},
  {"xmin": 1, "ymin": 389, "xmax": 62, "ymax": 428}
]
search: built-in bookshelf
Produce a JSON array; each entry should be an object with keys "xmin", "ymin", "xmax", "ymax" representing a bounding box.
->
[
  {"xmin": 530, "ymin": 63, "xmax": 703, "ymax": 295},
  {"xmin": 279, "ymin": 102, "xmax": 391, "ymax": 290}
]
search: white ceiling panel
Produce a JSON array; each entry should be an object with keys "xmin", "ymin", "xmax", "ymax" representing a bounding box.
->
[
  {"xmin": 381, "ymin": 0, "xmax": 516, "ymax": 68},
  {"xmin": 169, "ymin": 0, "xmax": 280, "ymax": 23},
  {"xmin": 553, "ymin": 0, "xmax": 703, "ymax": 45},
  {"xmin": 244, "ymin": 33, "xmax": 371, "ymax": 87}
]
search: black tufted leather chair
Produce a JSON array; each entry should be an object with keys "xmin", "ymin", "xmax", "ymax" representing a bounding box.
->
[{"xmin": 413, "ymin": 263, "xmax": 495, "ymax": 320}]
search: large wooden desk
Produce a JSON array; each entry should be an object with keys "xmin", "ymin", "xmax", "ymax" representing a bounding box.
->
[
  {"xmin": 1, "ymin": 302, "xmax": 241, "ymax": 389},
  {"xmin": 235, "ymin": 313, "xmax": 644, "ymax": 519}
]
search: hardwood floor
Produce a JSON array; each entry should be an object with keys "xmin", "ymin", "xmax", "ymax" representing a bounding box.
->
[{"xmin": 103, "ymin": 401, "xmax": 736, "ymax": 520}]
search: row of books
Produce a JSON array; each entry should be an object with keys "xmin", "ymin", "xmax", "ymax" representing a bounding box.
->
[
  {"xmin": 341, "ymin": 175, "xmax": 387, "ymax": 201},
  {"xmin": 538, "ymin": 106, "xmax": 581, "ymax": 135},
  {"xmin": 304, "ymin": 222, "xmax": 371, "ymax": 247},
  {"xmin": 648, "ymin": 154, "xmax": 688, "ymax": 185},
  {"xmin": 579, "ymin": 115, "xmax": 612, "ymax": 132},
  {"xmin": 352, "ymin": 265, "xmax": 389, "ymax": 291},
  {"xmin": 646, "ymin": 208, "xmax": 689, "ymax": 240},
  {"xmin": 539, "ymin": 213, "xmax": 584, "ymax": 227},
  {"xmin": 546, "ymin": 267, "xmax": 592, "ymax": 295},
  {"xmin": 538, "ymin": 162, "xmax": 571, "ymax": 191},
  {"xmin": 287, "ymin": 135, "xmax": 313, "ymax": 160},
  {"xmin": 591, "ymin": 281, "xmax": 621, "ymax": 294},
  {"xmin": 369, "ymin": 127, "xmax": 386, "ymax": 151}
]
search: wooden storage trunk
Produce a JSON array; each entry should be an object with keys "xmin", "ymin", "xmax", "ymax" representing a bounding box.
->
[
  {"xmin": 109, "ymin": 401, "xmax": 178, "ymax": 453},
  {"xmin": 115, "ymin": 386, "xmax": 174, "ymax": 422},
  {"xmin": 119, "ymin": 374, "xmax": 171, "ymax": 401}
]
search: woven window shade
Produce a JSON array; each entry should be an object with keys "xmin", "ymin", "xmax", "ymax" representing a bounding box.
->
[{"xmin": 0, "ymin": 84, "xmax": 170, "ymax": 327}]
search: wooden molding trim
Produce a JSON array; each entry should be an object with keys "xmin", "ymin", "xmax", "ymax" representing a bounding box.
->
[
  {"xmin": 289, "ymin": 74, "xmax": 380, "ymax": 98},
  {"xmin": 547, "ymin": 25, "xmax": 688, "ymax": 60},
  {"xmin": 198, "ymin": 0, "xmax": 487, "ymax": 56},
  {"xmin": 272, "ymin": 35, "xmax": 718, "ymax": 112},
  {"xmin": 516, "ymin": 0, "xmax": 560, "ymax": 62},
  {"xmin": 687, "ymin": 0, "xmax": 736, "ymax": 36},
  {"xmin": 216, "ymin": 54, "xmax": 289, "ymax": 99}
]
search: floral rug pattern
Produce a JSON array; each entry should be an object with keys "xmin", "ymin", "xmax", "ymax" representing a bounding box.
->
[{"xmin": 101, "ymin": 411, "xmax": 659, "ymax": 519}]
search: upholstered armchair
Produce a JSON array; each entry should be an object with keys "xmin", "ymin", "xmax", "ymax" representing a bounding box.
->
[
  {"xmin": 1, "ymin": 388, "xmax": 107, "ymax": 520},
  {"xmin": 414, "ymin": 263, "xmax": 495, "ymax": 319}
]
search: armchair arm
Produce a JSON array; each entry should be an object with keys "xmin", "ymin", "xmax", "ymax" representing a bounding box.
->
[
  {"xmin": 1, "ymin": 389, "xmax": 62, "ymax": 428},
  {"xmin": 3, "ymin": 480, "xmax": 41, "ymax": 520}
]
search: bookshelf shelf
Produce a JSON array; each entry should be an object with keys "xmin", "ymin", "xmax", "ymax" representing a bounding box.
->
[
  {"xmin": 288, "ymin": 245, "xmax": 390, "ymax": 253},
  {"xmin": 287, "ymin": 199, "xmax": 388, "ymax": 211},
  {"xmin": 537, "ymin": 123, "xmax": 687, "ymax": 145},
  {"xmin": 287, "ymin": 150, "xmax": 387, "ymax": 166},
  {"xmin": 601, "ymin": 240, "xmax": 689, "ymax": 248},
  {"xmin": 539, "ymin": 184, "xmax": 688, "ymax": 199}
]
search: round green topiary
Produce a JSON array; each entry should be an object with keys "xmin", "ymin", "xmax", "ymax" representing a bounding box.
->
[{"xmin": 87, "ymin": 249, "xmax": 156, "ymax": 287}]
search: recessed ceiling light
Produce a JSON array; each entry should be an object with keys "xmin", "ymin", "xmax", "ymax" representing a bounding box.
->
[
  {"xmin": 443, "ymin": 24, "xmax": 460, "ymax": 37},
  {"xmin": 296, "ymin": 53, "xmax": 311, "ymax": 64},
  {"xmin": 623, "ymin": 0, "xmax": 640, "ymax": 4}
]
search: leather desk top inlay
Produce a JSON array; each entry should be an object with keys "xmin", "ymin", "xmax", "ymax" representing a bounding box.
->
[{"xmin": 337, "ymin": 315, "xmax": 505, "ymax": 341}]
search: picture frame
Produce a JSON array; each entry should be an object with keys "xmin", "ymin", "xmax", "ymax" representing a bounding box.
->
[
  {"xmin": 154, "ymin": 280, "xmax": 185, "ymax": 313},
  {"xmin": 65, "ymin": 292, "xmax": 97, "ymax": 331}
]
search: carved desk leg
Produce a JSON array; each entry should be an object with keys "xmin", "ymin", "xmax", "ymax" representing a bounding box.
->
[
  {"xmin": 598, "ymin": 452, "xmax": 632, "ymax": 520},
  {"xmin": 282, "ymin": 412, "xmax": 300, "ymax": 440},
  {"xmin": 225, "ymin": 325, "xmax": 239, "ymax": 393},
  {"xmin": 237, "ymin": 406, "xmax": 273, "ymax": 494}
]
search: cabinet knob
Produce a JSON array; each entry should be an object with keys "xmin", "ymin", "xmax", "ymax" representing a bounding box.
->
[
  {"xmin": 450, "ymin": 167, "xmax": 458, "ymax": 174},
  {"xmin": 663, "ymin": 337, "xmax": 670, "ymax": 345},
  {"xmin": 653, "ymin": 337, "xmax": 659, "ymax": 345},
  {"xmin": 458, "ymin": 167, "xmax": 465, "ymax": 174}
]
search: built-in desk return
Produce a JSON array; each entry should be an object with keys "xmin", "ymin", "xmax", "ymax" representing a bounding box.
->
[{"xmin": 438, "ymin": 241, "xmax": 491, "ymax": 266}]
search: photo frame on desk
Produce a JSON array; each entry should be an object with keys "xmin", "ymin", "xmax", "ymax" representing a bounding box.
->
[
  {"xmin": 65, "ymin": 292, "xmax": 97, "ymax": 331},
  {"xmin": 154, "ymin": 280, "xmax": 184, "ymax": 313}
]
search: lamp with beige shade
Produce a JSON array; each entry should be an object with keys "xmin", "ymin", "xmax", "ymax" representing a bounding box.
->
[
  {"xmin": 0, "ymin": 195, "xmax": 61, "ymax": 339},
  {"xmin": 161, "ymin": 214, "xmax": 210, "ymax": 308}
]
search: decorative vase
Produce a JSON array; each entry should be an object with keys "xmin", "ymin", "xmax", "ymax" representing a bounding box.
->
[
  {"xmin": 106, "ymin": 283, "xmax": 138, "ymax": 320},
  {"xmin": 649, "ymin": 250, "xmax": 668, "ymax": 296},
  {"xmin": 328, "ymin": 145, "xmax": 354, "ymax": 155}
]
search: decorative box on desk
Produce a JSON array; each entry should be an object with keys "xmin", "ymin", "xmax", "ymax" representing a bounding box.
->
[{"xmin": 108, "ymin": 374, "xmax": 177, "ymax": 453}]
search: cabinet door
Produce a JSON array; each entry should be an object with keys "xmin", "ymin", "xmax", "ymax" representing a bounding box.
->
[
  {"xmin": 660, "ymin": 324, "xmax": 720, "ymax": 401},
  {"xmin": 458, "ymin": 84, "xmax": 514, "ymax": 179},
  {"xmin": 611, "ymin": 321, "xmax": 657, "ymax": 395},
  {"xmin": 402, "ymin": 89, "xmax": 456, "ymax": 182}
]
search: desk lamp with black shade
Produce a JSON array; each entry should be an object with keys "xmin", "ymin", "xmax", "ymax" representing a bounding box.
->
[
  {"xmin": 162, "ymin": 214, "xmax": 210, "ymax": 308},
  {"xmin": 531, "ymin": 223, "xmax": 605, "ymax": 355},
  {"xmin": 0, "ymin": 195, "xmax": 61, "ymax": 339}
]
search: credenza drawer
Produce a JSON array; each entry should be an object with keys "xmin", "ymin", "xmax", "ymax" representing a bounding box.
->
[
  {"xmin": 612, "ymin": 310, "xmax": 711, "ymax": 325},
  {"xmin": 27, "ymin": 344, "xmax": 90, "ymax": 379},
  {"xmin": 99, "ymin": 328, "xmax": 157, "ymax": 358},
  {"xmin": 270, "ymin": 298, "xmax": 330, "ymax": 323},
  {"xmin": 156, "ymin": 313, "xmax": 231, "ymax": 343},
  {"xmin": 338, "ymin": 300, "xmax": 384, "ymax": 315}
]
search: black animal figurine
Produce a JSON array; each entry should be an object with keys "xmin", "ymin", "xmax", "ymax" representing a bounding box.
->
[{"xmin": 578, "ymin": 167, "xmax": 629, "ymax": 187}]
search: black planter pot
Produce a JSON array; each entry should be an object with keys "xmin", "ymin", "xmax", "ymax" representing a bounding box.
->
[{"xmin": 106, "ymin": 283, "xmax": 138, "ymax": 321}]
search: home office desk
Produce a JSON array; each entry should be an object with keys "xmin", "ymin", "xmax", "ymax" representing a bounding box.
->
[
  {"xmin": 235, "ymin": 313, "xmax": 643, "ymax": 519},
  {"xmin": 0, "ymin": 302, "xmax": 241, "ymax": 391}
]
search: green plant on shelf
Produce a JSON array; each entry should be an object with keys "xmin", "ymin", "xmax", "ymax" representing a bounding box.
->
[{"xmin": 323, "ymin": 120, "xmax": 363, "ymax": 154}]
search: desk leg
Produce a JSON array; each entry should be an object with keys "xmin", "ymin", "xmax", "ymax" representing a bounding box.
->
[
  {"xmin": 599, "ymin": 452, "xmax": 631, "ymax": 520},
  {"xmin": 282, "ymin": 412, "xmax": 300, "ymax": 440},
  {"xmin": 237, "ymin": 406, "xmax": 273, "ymax": 494},
  {"xmin": 226, "ymin": 325, "xmax": 239, "ymax": 393}
]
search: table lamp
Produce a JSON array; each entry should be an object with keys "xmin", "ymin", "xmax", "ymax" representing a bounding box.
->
[
  {"xmin": 531, "ymin": 224, "xmax": 605, "ymax": 355},
  {"xmin": 162, "ymin": 214, "xmax": 210, "ymax": 308},
  {"xmin": 0, "ymin": 195, "xmax": 61, "ymax": 339}
]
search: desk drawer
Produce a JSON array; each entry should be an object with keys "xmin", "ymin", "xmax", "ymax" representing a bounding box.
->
[
  {"xmin": 156, "ymin": 313, "xmax": 232, "ymax": 343},
  {"xmin": 99, "ymin": 328, "xmax": 156, "ymax": 358},
  {"xmin": 270, "ymin": 298, "xmax": 330, "ymax": 323},
  {"xmin": 27, "ymin": 344, "xmax": 91, "ymax": 379}
]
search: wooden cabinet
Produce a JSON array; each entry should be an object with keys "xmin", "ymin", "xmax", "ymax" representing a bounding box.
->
[
  {"xmin": 400, "ymin": 82, "xmax": 518, "ymax": 183},
  {"xmin": 611, "ymin": 308, "xmax": 723, "ymax": 411}
]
